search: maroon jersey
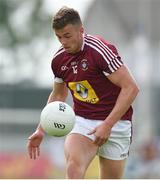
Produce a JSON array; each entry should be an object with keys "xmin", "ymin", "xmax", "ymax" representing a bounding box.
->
[{"xmin": 51, "ymin": 34, "xmax": 133, "ymax": 120}]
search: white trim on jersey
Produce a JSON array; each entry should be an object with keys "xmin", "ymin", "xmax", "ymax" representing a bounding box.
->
[
  {"xmin": 84, "ymin": 35, "xmax": 123, "ymax": 72},
  {"xmin": 54, "ymin": 77, "xmax": 64, "ymax": 83},
  {"xmin": 87, "ymin": 35, "xmax": 119, "ymax": 56},
  {"xmin": 85, "ymin": 41, "xmax": 110, "ymax": 64},
  {"xmin": 86, "ymin": 35, "xmax": 116, "ymax": 60},
  {"xmin": 53, "ymin": 47, "xmax": 65, "ymax": 59},
  {"xmin": 103, "ymin": 71, "xmax": 110, "ymax": 76},
  {"xmin": 85, "ymin": 39, "xmax": 110, "ymax": 64}
]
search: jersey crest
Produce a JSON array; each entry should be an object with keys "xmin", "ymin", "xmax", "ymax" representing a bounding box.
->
[{"xmin": 68, "ymin": 80, "xmax": 99, "ymax": 104}]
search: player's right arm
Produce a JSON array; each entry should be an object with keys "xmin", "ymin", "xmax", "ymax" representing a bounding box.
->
[
  {"xmin": 47, "ymin": 81, "xmax": 68, "ymax": 103},
  {"xmin": 27, "ymin": 81, "xmax": 68, "ymax": 159}
]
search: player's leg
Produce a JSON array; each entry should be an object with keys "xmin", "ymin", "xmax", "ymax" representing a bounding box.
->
[
  {"xmin": 98, "ymin": 120, "xmax": 131, "ymax": 179},
  {"xmin": 99, "ymin": 157, "xmax": 126, "ymax": 179},
  {"xmin": 98, "ymin": 136, "xmax": 130, "ymax": 179},
  {"xmin": 64, "ymin": 133, "xmax": 98, "ymax": 179}
]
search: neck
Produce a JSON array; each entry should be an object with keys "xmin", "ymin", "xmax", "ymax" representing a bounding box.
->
[{"xmin": 71, "ymin": 35, "xmax": 84, "ymax": 54}]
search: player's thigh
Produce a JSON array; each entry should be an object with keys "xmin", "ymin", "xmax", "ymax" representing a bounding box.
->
[
  {"xmin": 99, "ymin": 156, "xmax": 126, "ymax": 179},
  {"xmin": 64, "ymin": 133, "xmax": 98, "ymax": 167},
  {"xmin": 98, "ymin": 136, "xmax": 130, "ymax": 179}
]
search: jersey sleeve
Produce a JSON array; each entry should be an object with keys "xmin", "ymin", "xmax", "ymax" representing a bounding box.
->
[
  {"xmin": 97, "ymin": 43, "xmax": 124, "ymax": 76},
  {"xmin": 51, "ymin": 57, "xmax": 64, "ymax": 83}
]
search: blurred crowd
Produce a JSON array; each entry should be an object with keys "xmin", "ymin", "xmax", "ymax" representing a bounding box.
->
[{"xmin": 125, "ymin": 138, "xmax": 160, "ymax": 178}]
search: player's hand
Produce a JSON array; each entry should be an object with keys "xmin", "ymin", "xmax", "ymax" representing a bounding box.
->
[
  {"xmin": 87, "ymin": 122, "xmax": 112, "ymax": 146},
  {"xmin": 27, "ymin": 129, "xmax": 44, "ymax": 159}
]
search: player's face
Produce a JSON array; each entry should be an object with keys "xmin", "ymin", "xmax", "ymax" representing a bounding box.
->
[{"xmin": 55, "ymin": 24, "xmax": 84, "ymax": 54}]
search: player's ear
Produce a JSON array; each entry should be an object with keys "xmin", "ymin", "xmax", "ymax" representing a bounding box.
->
[{"xmin": 80, "ymin": 26, "xmax": 84, "ymax": 34}]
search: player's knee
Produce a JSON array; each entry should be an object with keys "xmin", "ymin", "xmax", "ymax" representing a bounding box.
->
[{"xmin": 66, "ymin": 159, "xmax": 85, "ymax": 178}]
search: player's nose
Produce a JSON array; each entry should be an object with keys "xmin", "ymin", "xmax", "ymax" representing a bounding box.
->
[{"xmin": 60, "ymin": 39, "xmax": 67, "ymax": 46}]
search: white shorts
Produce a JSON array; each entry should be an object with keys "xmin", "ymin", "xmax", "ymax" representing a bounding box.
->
[{"xmin": 69, "ymin": 115, "xmax": 132, "ymax": 160}]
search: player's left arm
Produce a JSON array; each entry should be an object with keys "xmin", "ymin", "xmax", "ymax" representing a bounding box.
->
[
  {"xmin": 88, "ymin": 65, "xmax": 139, "ymax": 146},
  {"xmin": 104, "ymin": 64, "xmax": 139, "ymax": 127}
]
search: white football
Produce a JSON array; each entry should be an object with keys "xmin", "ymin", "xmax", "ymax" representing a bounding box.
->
[{"xmin": 40, "ymin": 101, "xmax": 75, "ymax": 137}]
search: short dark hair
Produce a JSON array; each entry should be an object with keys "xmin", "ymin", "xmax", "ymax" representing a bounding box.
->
[{"xmin": 52, "ymin": 6, "xmax": 82, "ymax": 30}]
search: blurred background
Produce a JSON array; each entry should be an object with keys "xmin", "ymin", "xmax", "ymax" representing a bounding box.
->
[{"xmin": 0, "ymin": 0, "xmax": 160, "ymax": 178}]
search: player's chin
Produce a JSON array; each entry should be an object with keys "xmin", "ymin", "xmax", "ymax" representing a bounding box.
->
[
  {"xmin": 64, "ymin": 47, "xmax": 70, "ymax": 51},
  {"xmin": 65, "ymin": 49, "xmax": 73, "ymax": 54},
  {"xmin": 65, "ymin": 48, "xmax": 77, "ymax": 54}
]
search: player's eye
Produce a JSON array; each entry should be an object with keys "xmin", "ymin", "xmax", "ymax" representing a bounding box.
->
[{"xmin": 65, "ymin": 35, "xmax": 72, "ymax": 39}]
